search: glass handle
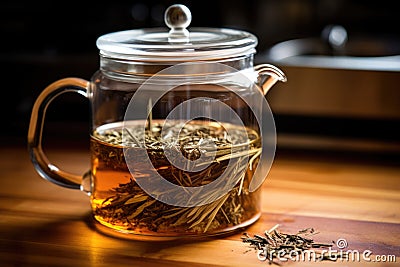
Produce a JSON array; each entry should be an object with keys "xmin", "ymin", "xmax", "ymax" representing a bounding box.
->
[
  {"xmin": 28, "ymin": 78, "xmax": 90, "ymax": 191},
  {"xmin": 254, "ymin": 64, "xmax": 287, "ymax": 95}
]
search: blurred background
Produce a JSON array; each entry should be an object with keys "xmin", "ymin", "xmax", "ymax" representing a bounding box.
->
[{"xmin": 2, "ymin": 0, "xmax": 399, "ymax": 161}]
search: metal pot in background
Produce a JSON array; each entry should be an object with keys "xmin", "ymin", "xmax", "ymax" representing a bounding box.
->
[{"xmin": 257, "ymin": 25, "xmax": 400, "ymax": 154}]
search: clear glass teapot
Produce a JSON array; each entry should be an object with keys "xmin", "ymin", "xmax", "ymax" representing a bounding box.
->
[{"xmin": 28, "ymin": 4, "xmax": 286, "ymax": 240}]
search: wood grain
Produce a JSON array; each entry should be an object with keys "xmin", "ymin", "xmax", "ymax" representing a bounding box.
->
[{"xmin": 0, "ymin": 146, "xmax": 399, "ymax": 266}]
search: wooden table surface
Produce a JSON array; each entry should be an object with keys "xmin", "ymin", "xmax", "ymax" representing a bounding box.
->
[{"xmin": 1, "ymin": 143, "xmax": 399, "ymax": 266}]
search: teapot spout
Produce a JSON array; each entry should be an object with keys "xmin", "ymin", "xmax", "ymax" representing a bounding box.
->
[{"xmin": 254, "ymin": 64, "xmax": 287, "ymax": 95}]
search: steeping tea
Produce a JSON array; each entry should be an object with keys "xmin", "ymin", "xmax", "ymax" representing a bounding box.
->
[{"xmin": 91, "ymin": 120, "xmax": 262, "ymax": 236}]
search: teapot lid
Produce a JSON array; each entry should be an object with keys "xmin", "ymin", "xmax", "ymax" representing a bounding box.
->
[{"xmin": 96, "ymin": 4, "xmax": 257, "ymax": 62}]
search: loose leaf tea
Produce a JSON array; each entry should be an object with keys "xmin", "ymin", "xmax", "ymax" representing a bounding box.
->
[
  {"xmin": 91, "ymin": 119, "xmax": 262, "ymax": 235},
  {"xmin": 242, "ymin": 224, "xmax": 347, "ymax": 264}
]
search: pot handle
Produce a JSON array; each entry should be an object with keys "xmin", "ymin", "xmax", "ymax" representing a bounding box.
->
[
  {"xmin": 254, "ymin": 64, "xmax": 287, "ymax": 95},
  {"xmin": 27, "ymin": 78, "xmax": 91, "ymax": 192}
]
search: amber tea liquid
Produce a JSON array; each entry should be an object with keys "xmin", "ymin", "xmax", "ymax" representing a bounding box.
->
[{"xmin": 90, "ymin": 120, "xmax": 261, "ymax": 238}]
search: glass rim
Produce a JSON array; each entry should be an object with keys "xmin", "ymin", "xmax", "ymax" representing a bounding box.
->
[{"xmin": 96, "ymin": 27, "xmax": 258, "ymax": 61}]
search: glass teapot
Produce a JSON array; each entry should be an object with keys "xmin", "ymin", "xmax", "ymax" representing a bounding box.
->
[{"xmin": 28, "ymin": 4, "xmax": 286, "ymax": 239}]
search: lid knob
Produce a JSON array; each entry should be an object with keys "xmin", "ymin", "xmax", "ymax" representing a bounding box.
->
[{"xmin": 165, "ymin": 4, "xmax": 191, "ymax": 42}]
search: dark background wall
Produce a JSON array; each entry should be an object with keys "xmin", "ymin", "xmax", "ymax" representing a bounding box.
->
[{"xmin": 1, "ymin": 0, "xmax": 399, "ymax": 151}]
